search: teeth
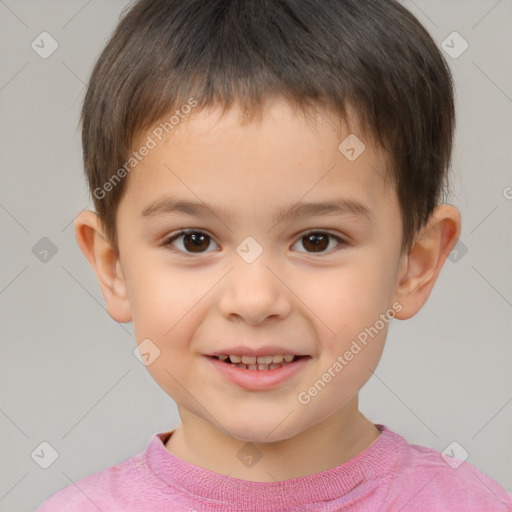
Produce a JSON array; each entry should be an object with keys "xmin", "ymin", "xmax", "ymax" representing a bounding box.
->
[
  {"xmin": 235, "ymin": 362, "xmax": 280, "ymax": 371},
  {"xmin": 220, "ymin": 354, "xmax": 298, "ymax": 367}
]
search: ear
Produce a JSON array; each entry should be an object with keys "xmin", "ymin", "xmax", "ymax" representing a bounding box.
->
[
  {"xmin": 74, "ymin": 210, "xmax": 132, "ymax": 323},
  {"xmin": 394, "ymin": 204, "xmax": 461, "ymax": 319}
]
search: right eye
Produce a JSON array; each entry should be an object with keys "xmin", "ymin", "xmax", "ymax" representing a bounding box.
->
[{"xmin": 162, "ymin": 229, "xmax": 220, "ymax": 256}]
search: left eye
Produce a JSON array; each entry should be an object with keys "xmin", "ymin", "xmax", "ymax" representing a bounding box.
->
[
  {"xmin": 162, "ymin": 230, "xmax": 346, "ymax": 255},
  {"xmin": 291, "ymin": 231, "xmax": 346, "ymax": 254},
  {"xmin": 164, "ymin": 230, "xmax": 219, "ymax": 254}
]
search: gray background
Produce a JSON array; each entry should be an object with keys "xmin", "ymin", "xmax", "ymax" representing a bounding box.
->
[{"xmin": 0, "ymin": 0, "xmax": 511, "ymax": 510}]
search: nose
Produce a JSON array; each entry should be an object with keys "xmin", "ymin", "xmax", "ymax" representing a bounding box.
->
[{"xmin": 217, "ymin": 256, "xmax": 291, "ymax": 325}]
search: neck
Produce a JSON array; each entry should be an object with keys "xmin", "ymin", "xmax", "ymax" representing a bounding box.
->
[{"xmin": 165, "ymin": 400, "xmax": 381, "ymax": 482}]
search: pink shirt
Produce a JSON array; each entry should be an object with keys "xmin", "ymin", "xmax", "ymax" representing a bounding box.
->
[{"xmin": 36, "ymin": 424, "xmax": 512, "ymax": 511}]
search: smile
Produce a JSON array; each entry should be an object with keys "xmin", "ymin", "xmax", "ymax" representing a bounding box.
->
[
  {"xmin": 213, "ymin": 354, "xmax": 301, "ymax": 370},
  {"xmin": 206, "ymin": 355, "xmax": 311, "ymax": 390}
]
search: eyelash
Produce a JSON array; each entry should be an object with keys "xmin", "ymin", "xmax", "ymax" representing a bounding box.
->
[{"xmin": 162, "ymin": 229, "xmax": 349, "ymax": 257}]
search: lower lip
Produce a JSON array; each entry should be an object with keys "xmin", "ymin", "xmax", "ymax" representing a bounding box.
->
[{"xmin": 205, "ymin": 356, "xmax": 310, "ymax": 391}]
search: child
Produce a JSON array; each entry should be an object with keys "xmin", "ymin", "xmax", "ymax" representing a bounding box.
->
[{"xmin": 36, "ymin": 0, "xmax": 512, "ymax": 510}]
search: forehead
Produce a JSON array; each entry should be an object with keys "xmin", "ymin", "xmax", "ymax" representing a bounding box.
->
[{"xmin": 121, "ymin": 99, "xmax": 395, "ymax": 221}]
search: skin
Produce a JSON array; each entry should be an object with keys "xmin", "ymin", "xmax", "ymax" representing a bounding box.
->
[{"xmin": 75, "ymin": 98, "xmax": 460, "ymax": 482}]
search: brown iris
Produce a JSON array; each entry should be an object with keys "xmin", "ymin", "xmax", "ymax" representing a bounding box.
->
[
  {"xmin": 301, "ymin": 233, "xmax": 329, "ymax": 252},
  {"xmin": 181, "ymin": 232, "xmax": 210, "ymax": 252}
]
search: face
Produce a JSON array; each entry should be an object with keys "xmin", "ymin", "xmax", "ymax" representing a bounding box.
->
[{"xmin": 114, "ymin": 98, "xmax": 406, "ymax": 443}]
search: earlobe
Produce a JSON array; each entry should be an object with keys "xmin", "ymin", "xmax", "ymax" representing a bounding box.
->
[
  {"xmin": 394, "ymin": 204, "xmax": 461, "ymax": 320},
  {"xmin": 74, "ymin": 210, "xmax": 132, "ymax": 323}
]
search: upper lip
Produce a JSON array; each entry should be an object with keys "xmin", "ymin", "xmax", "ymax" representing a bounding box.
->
[{"xmin": 206, "ymin": 345, "xmax": 309, "ymax": 357}]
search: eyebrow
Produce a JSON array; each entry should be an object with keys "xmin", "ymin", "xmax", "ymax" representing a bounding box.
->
[{"xmin": 141, "ymin": 196, "xmax": 375, "ymax": 224}]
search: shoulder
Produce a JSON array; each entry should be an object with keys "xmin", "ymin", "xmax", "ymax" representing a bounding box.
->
[
  {"xmin": 380, "ymin": 427, "xmax": 512, "ymax": 511},
  {"xmin": 34, "ymin": 448, "xmax": 147, "ymax": 511}
]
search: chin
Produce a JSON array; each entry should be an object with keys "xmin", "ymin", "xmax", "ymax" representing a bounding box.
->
[{"xmin": 218, "ymin": 418, "xmax": 302, "ymax": 445}]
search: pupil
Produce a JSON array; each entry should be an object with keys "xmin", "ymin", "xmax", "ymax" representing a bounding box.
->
[
  {"xmin": 304, "ymin": 233, "xmax": 327, "ymax": 252},
  {"xmin": 184, "ymin": 233, "xmax": 209, "ymax": 252}
]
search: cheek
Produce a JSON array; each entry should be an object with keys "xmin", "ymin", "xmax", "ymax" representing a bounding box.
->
[
  {"xmin": 126, "ymin": 259, "xmax": 202, "ymax": 332},
  {"xmin": 308, "ymin": 258, "xmax": 394, "ymax": 333},
  {"xmin": 126, "ymin": 262, "xmax": 216, "ymax": 373},
  {"xmin": 297, "ymin": 258, "xmax": 398, "ymax": 396}
]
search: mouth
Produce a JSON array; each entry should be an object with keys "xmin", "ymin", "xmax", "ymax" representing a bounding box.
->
[
  {"xmin": 205, "ymin": 353, "xmax": 311, "ymax": 390},
  {"xmin": 208, "ymin": 354, "xmax": 309, "ymax": 371}
]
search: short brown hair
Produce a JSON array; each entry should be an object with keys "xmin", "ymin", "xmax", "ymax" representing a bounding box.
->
[{"xmin": 80, "ymin": 0, "xmax": 455, "ymax": 256}]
